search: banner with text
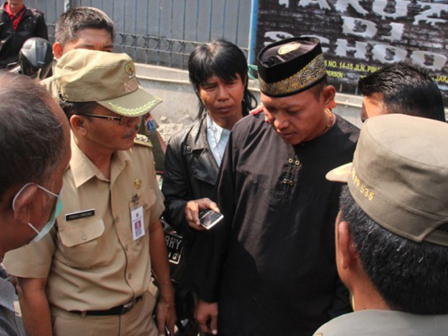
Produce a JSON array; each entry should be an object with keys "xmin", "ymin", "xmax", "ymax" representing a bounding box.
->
[{"xmin": 256, "ymin": 0, "xmax": 448, "ymax": 103}]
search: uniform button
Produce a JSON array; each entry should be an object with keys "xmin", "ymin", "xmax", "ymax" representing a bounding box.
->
[
  {"xmin": 128, "ymin": 272, "xmax": 133, "ymax": 279},
  {"xmin": 282, "ymin": 179, "xmax": 288, "ymax": 184},
  {"xmin": 289, "ymin": 180, "xmax": 294, "ymax": 186},
  {"xmin": 115, "ymin": 216, "xmax": 120, "ymax": 223},
  {"xmin": 80, "ymin": 232, "xmax": 87, "ymax": 241},
  {"xmin": 288, "ymin": 158, "xmax": 293, "ymax": 164},
  {"xmin": 295, "ymin": 160, "xmax": 300, "ymax": 166}
]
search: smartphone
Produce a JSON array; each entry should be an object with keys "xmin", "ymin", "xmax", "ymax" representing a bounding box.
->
[
  {"xmin": 199, "ymin": 209, "xmax": 224, "ymax": 229},
  {"xmin": 164, "ymin": 326, "xmax": 171, "ymax": 336}
]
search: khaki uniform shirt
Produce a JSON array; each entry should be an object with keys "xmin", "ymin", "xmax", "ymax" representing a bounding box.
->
[
  {"xmin": 313, "ymin": 309, "xmax": 448, "ymax": 336},
  {"xmin": 41, "ymin": 75, "xmax": 58, "ymax": 98},
  {"xmin": 4, "ymin": 135, "xmax": 164, "ymax": 312}
]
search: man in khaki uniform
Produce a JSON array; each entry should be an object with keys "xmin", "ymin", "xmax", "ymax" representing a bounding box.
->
[
  {"xmin": 315, "ymin": 114, "xmax": 448, "ymax": 335},
  {"xmin": 42, "ymin": 6, "xmax": 167, "ymax": 171},
  {"xmin": 4, "ymin": 49, "xmax": 175, "ymax": 336}
]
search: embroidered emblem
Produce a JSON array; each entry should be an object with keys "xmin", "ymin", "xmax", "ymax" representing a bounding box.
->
[
  {"xmin": 125, "ymin": 62, "xmax": 135, "ymax": 77},
  {"xmin": 134, "ymin": 179, "xmax": 142, "ymax": 189},
  {"xmin": 278, "ymin": 42, "xmax": 301, "ymax": 55}
]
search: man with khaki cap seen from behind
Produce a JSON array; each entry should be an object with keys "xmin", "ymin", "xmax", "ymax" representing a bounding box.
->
[
  {"xmin": 4, "ymin": 49, "xmax": 176, "ymax": 336},
  {"xmin": 314, "ymin": 114, "xmax": 448, "ymax": 335}
]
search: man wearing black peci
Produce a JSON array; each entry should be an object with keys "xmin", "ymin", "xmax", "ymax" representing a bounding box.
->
[{"xmin": 194, "ymin": 37, "xmax": 359, "ymax": 335}]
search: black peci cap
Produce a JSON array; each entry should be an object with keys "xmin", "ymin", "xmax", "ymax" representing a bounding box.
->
[{"xmin": 257, "ymin": 37, "xmax": 326, "ymax": 97}]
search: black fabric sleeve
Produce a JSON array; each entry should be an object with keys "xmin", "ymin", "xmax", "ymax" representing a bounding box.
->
[
  {"xmin": 35, "ymin": 12, "xmax": 48, "ymax": 40},
  {"xmin": 161, "ymin": 135, "xmax": 190, "ymax": 233}
]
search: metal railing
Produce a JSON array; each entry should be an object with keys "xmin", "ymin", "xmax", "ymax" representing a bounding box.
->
[{"xmin": 26, "ymin": 0, "xmax": 252, "ymax": 69}]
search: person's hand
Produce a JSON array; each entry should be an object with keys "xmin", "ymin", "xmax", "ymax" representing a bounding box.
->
[
  {"xmin": 250, "ymin": 105, "xmax": 263, "ymax": 115},
  {"xmin": 250, "ymin": 105, "xmax": 268, "ymax": 122},
  {"xmin": 156, "ymin": 294, "xmax": 176, "ymax": 336},
  {"xmin": 195, "ymin": 300, "xmax": 218, "ymax": 335},
  {"xmin": 185, "ymin": 198, "xmax": 220, "ymax": 231}
]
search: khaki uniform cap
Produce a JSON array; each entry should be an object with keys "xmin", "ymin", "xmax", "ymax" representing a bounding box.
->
[
  {"xmin": 55, "ymin": 49, "xmax": 162, "ymax": 117},
  {"xmin": 327, "ymin": 114, "xmax": 448, "ymax": 246}
]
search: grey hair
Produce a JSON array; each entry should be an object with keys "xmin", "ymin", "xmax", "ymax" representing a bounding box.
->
[{"xmin": 0, "ymin": 72, "xmax": 65, "ymax": 197}]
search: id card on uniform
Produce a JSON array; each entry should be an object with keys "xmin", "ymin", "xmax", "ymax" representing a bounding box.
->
[{"xmin": 131, "ymin": 206, "xmax": 145, "ymax": 241}]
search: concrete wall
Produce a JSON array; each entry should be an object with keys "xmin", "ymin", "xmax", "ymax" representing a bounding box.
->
[{"xmin": 136, "ymin": 63, "xmax": 365, "ymax": 141}]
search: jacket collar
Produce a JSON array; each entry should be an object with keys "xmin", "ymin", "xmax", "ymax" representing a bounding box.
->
[
  {"xmin": 186, "ymin": 113, "xmax": 220, "ymax": 183},
  {"xmin": 188, "ymin": 113, "xmax": 209, "ymax": 151}
]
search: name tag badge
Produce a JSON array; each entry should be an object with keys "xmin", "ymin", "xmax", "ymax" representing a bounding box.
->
[
  {"xmin": 65, "ymin": 209, "xmax": 95, "ymax": 221},
  {"xmin": 131, "ymin": 206, "xmax": 145, "ymax": 241}
]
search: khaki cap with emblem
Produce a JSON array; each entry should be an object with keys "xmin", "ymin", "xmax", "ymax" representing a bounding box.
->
[
  {"xmin": 55, "ymin": 49, "xmax": 162, "ymax": 117},
  {"xmin": 257, "ymin": 36, "xmax": 326, "ymax": 97},
  {"xmin": 326, "ymin": 114, "xmax": 448, "ymax": 247}
]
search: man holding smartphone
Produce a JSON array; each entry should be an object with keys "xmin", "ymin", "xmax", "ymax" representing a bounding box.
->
[{"xmin": 193, "ymin": 37, "xmax": 359, "ymax": 336}]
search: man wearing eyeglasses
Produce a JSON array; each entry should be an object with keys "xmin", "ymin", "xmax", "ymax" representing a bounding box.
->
[
  {"xmin": 4, "ymin": 49, "xmax": 176, "ymax": 336},
  {"xmin": 0, "ymin": 72, "xmax": 70, "ymax": 336}
]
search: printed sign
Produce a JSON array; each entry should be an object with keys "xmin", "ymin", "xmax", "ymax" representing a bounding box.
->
[{"xmin": 256, "ymin": 0, "xmax": 448, "ymax": 103}]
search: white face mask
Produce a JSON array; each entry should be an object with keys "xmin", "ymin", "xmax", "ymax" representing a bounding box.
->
[{"xmin": 12, "ymin": 183, "xmax": 62, "ymax": 243}]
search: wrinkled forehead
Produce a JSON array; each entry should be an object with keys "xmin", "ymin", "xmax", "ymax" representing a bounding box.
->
[
  {"xmin": 261, "ymin": 89, "xmax": 311, "ymax": 109},
  {"xmin": 65, "ymin": 28, "xmax": 113, "ymax": 49}
]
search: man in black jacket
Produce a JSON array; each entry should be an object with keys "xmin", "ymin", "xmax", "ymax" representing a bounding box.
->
[
  {"xmin": 0, "ymin": 0, "xmax": 48, "ymax": 68},
  {"xmin": 162, "ymin": 40, "xmax": 257, "ymax": 283}
]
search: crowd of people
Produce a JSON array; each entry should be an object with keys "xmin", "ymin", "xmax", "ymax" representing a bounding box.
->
[{"xmin": 0, "ymin": 3, "xmax": 447, "ymax": 336}]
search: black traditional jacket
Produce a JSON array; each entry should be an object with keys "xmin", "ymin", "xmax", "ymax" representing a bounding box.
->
[{"xmin": 190, "ymin": 113, "xmax": 360, "ymax": 336}]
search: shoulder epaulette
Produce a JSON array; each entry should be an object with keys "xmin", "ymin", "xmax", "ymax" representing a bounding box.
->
[{"xmin": 134, "ymin": 134, "xmax": 153, "ymax": 148}]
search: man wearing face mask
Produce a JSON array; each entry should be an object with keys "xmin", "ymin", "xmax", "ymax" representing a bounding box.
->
[
  {"xmin": 0, "ymin": 71, "xmax": 71, "ymax": 336},
  {"xmin": 3, "ymin": 50, "xmax": 175, "ymax": 336}
]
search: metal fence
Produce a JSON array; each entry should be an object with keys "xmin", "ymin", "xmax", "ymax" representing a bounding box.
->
[{"xmin": 26, "ymin": 0, "xmax": 252, "ymax": 69}]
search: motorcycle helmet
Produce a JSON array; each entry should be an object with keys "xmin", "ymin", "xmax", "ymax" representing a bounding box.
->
[{"xmin": 18, "ymin": 37, "xmax": 54, "ymax": 79}]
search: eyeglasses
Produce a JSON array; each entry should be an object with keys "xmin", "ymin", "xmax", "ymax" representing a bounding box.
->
[{"xmin": 81, "ymin": 114, "xmax": 141, "ymax": 126}]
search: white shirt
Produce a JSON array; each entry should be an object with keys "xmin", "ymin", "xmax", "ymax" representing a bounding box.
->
[{"xmin": 206, "ymin": 113, "xmax": 230, "ymax": 166}]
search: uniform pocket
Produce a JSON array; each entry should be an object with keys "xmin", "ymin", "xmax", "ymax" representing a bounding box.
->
[{"xmin": 57, "ymin": 218, "xmax": 107, "ymax": 269}]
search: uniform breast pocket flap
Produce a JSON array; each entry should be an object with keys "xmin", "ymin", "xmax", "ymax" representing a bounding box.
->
[{"xmin": 58, "ymin": 218, "xmax": 105, "ymax": 248}]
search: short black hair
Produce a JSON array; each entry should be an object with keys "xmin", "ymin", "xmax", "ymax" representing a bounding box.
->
[
  {"xmin": 188, "ymin": 39, "xmax": 257, "ymax": 118},
  {"xmin": 340, "ymin": 186, "xmax": 448, "ymax": 314},
  {"xmin": 358, "ymin": 62, "xmax": 446, "ymax": 121},
  {"xmin": 55, "ymin": 7, "xmax": 115, "ymax": 47},
  {"xmin": 59, "ymin": 99, "xmax": 98, "ymax": 122}
]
